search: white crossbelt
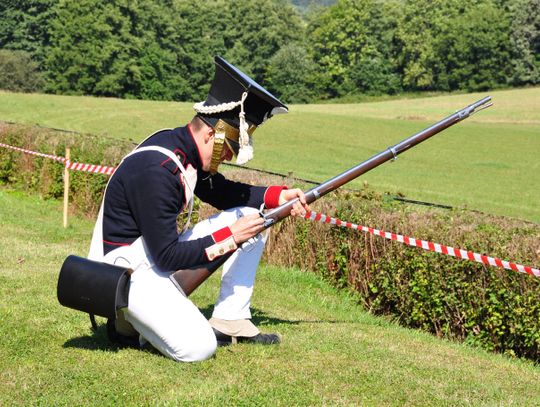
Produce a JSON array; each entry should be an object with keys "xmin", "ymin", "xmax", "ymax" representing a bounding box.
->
[{"xmin": 88, "ymin": 144, "xmax": 195, "ymax": 261}]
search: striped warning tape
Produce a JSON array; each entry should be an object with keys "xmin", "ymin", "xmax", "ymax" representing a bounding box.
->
[
  {"xmin": 2, "ymin": 142, "xmax": 538, "ymax": 276},
  {"xmin": 303, "ymin": 211, "xmax": 540, "ymax": 278},
  {"xmin": 0, "ymin": 142, "xmax": 66, "ymax": 163},
  {"xmin": 65, "ymin": 160, "xmax": 115, "ymax": 175},
  {"xmin": 0, "ymin": 142, "xmax": 116, "ymax": 175}
]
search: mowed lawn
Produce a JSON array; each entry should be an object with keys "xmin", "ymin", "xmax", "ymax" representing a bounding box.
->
[
  {"xmin": 1, "ymin": 187, "xmax": 540, "ymax": 406},
  {"xmin": 0, "ymin": 88, "xmax": 538, "ymax": 222}
]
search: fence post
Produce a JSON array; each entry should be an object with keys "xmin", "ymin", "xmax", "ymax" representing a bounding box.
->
[{"xmin": 63, "ymin": 148, "xmax": 70, "ymax": 228}]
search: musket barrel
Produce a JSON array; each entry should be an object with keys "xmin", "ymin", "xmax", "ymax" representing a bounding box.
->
[{"xmin": 263, "ymin": 96, "xmax": 492, "ymax": 226}]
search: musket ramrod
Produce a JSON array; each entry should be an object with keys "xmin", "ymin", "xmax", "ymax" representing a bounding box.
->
[{"xmin": 171, "ymin": 96, "xmax": 493, "ymax": 296}]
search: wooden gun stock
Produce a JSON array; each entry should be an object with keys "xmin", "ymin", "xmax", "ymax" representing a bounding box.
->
[
  {"xmin": 170, "ymin": 261, "xmax": 224, "ymax": 296},
  {"xmin": 171, "ymin": 96, "xmax": 493, "ymax": 296}
]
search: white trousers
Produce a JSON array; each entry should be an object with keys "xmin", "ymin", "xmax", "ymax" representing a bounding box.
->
[{"xmin": 103, "ymin": 207, "xmax": 267, "ymax": 362}]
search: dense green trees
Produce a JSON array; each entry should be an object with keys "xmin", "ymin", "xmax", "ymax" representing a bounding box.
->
[
  {"xmin": 508, "ymin": 0, "xmax": 540, "ymax": 86},
  {"xmin": 266, "ymin": 43, "xmax": 318, "ymax": 103},
  {"xmin": 308, "ymin": 0, "xmax": 402, "ymax": 96},
  {"xmin": 0, "ymin": 0, "xmax": 538, "ymax": 102},
  {"xmin": 44, "ymin": 0, "xmax": 222, "ymax": 99},
  {"xmin": 308, "ymin": 0, "xmax": 539, "ymax": 95},
  {"xmin": 439, "ymin": 1, "xmax": 513, "ymax": 91},
  {"xmin": 224, "ymin": 0, "xmax": 304, "ymax": 84},
  {"xmin": 0, "ymin": 50, "xmax": 43, "ymax": 92},
  {"xmin": 0, "ymin": 0, "xmax": 54, "ymax": 57},
  {"xmin": 31, "ymin": 0, "xmax": 302, "ymax": 100},
  {"xmin": 395, "ymin": 0, "xmax": 460, "ymax": 91}
]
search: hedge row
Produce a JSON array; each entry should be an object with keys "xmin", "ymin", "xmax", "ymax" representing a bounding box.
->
[
  {"xmin": 2, "ymin": 123, "xmax": 539, "ymax": 360},
  {"xmin": 265, "ymin": 192, "xmax": 540, "ymax": 359},
  {"xmin": 0, "ymin": 122, "xmax": 132, "ymax": 216}
]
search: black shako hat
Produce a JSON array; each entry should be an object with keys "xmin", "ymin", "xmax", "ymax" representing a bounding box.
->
[{"xmin": 194, "ymin": 56, "xmax": 288, "ymax": 168}]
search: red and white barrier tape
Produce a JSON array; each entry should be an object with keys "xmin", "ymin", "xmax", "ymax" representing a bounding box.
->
[
  {"xmin": 65, "ymin": 160, "xmax": 115, "ymax": 175},
  {"xmin": 0, "ymin": 142, "xmax": 116, "ymax": 175},
  {"xmin": 3, "ymin": 142, "xmax": 538, "ymax": 276},
  {"xmin": 303, "ymin": 211, "xmax": 540, "ymax": 278},
  {"xmin": 0, "ymin": 142, "xmax": 66, "ymax": 163}
]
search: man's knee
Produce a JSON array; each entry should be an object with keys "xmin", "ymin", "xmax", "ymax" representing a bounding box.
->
[{"xmin": 168, "ymin": 330, "xmax": 218, "ymax": 362}]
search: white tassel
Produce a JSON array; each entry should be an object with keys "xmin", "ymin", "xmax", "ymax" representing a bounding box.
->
[
  {"xmin": 236, "ymin": 143, "xmax": 253, "ymax": 165},
  {"xmin": 193, "ymin": 91, "xmax": 254, "ymax": 165},
  {"xmin": 236, "ymin": 92, "xmax": 253, "ymax": 165}
]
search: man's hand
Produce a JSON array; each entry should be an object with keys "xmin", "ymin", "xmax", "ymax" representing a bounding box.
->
[
  {"xmin": 230, "ymin": 189, "xmax": 309, "ymax": 244},
  {"xmin": 278, "ymin": 188, "xmax": 310, "ymax": 217},
  {"xmin": 229, "ymin": 214, "xmax": 265, "ymax": 244}
]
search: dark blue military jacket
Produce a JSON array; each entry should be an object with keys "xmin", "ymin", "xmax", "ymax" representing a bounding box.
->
[{"xmin": 102, "ymin": 125, "xmax": 280, "ymax": 271}]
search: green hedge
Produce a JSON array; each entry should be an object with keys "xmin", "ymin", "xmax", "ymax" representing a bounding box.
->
[
  {"xmin": 0, "ymin": 123, "xmax": 132, "ymax": 216},
  {"xmin": 266, "ymin": 192, "xmax": 540, "ymax": 359},
  {"xmin": 2, "ymin": 123, "xmax": 540, "ymax": 360}
]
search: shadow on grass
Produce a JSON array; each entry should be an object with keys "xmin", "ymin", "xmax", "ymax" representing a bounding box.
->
[
  {"xmin": 63, "ymin": 322, "xmax": 158, "ymax": 354},
  {"xmin": 63, "ymin": 324, "xmax": 121, "ymax": 352},
  {"xmin": 62, "ymin": 307, "xmax": 356, "ymax": 354},
  {"xmin": 199, "ymin": 305, "xmax": 356, "ymax": 326}
]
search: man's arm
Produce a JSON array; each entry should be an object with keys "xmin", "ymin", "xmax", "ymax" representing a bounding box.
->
[
  {"xmin": 194, "ymin": 170, "xmax": 287, "ymax": 211},
  {"xmin": 124, "ymin": 164, "xmax": 234, "ymax": 271}
]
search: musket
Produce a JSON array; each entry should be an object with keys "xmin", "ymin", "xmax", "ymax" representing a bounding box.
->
[{"xmin": 170, "ymin": 96, "xmax": 493, "ymax": 296}]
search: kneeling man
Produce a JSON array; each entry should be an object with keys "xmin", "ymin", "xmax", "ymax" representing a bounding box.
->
[{"xmin": 88, "ymin": 56, "xmax": 308, "ymax": 362}]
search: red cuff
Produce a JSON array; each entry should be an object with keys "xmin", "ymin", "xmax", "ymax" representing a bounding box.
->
[
  {"xmin": 212, "ymin": 226, "xmax": 233, "ymax": 242},
  {"xmin": 206, "ymin": 227, "xmax": 237, "ymax": 261},
  {"xmin": 264, "ymin": 185, "xmax": 288, "ymax": 209}
]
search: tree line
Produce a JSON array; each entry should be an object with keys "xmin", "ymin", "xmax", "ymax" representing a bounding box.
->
[{"xmin": 0, "ymin": 0, "xmax": 538, "ymax": 103}]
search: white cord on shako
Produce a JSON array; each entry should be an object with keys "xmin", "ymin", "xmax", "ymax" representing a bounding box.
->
[{"xmin": 193, "ymin": 92, "xmax": 253, "ymax": 165}]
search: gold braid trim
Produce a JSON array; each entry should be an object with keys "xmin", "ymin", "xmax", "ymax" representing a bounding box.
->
[
  {"xmin": 209, "ymin": 120, "xmax": 258, "ymax": 174},
  {"xmin": 209, "ymin": 121, "xmax": 226, "ymax": 175}
]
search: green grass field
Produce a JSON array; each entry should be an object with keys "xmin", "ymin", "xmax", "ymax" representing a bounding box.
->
[
  {"xmin": 1, "ymin": 187, "xmax": 540, "ymax": 406},
  {"xmin": 0, "ymin": 88, "xmax": 539, "ymax": 222}
]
